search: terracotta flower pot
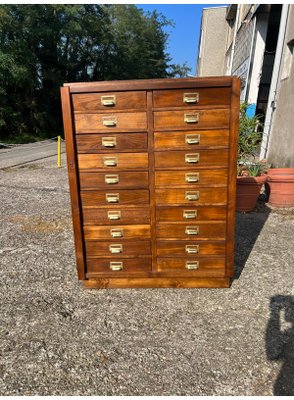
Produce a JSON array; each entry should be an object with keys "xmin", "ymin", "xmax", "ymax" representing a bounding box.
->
[
  {"xmin": 267, "ymin": 168, "xmax": 294, "ymax": 207},
  {"xmin": 236, "ymin": 175, "xmax": 267, "ymax": 212}
]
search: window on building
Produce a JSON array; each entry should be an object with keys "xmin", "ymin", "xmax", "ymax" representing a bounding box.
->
[{"xmin": 281, "ymin": 39, "xmax": 294, "ymax": 80}]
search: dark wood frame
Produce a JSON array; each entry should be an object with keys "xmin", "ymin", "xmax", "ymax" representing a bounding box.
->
[{"xmin": 61, "ymin": 77, "xmax": 240, "ymax": 288}]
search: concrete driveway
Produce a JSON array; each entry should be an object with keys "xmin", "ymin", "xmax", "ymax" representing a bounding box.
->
[
  {"xmin": 0, "ymin": 157, "xmax": 293, "ymax": 395},
  {"xmin": 0, "ymin": 139, "xmax": 65, "ymax": 169}
]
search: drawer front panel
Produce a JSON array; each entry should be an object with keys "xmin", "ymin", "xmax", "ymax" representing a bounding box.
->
[
  {"xmin": 155, "ymin": 149, "xmax": 228, "ymax": 169},
  {"xmin": 86, "ymin": 240, "xmax": 151, "ymax": 257},
  {"xmin": 156, "ymin": 222, "xmax": 226, "ymax": 239},
  {"xmin": 81, "ymin": 190, "xmax": 149, "ymax": 207},
  {"xmin": 156, "ymin": 241, "xmax": 226, "ymax": 256},
  {"xmin": 155, "ymin": 169, "xmax": 228, "ymax": 187},
  {"xmin": 72, "ymin": 91, "xmax": 146, "ymax": 112},
  {"xmin": 76, "ymin": 133, "xmax": 148, "ymax": 152},
  {"xmin": 154, "ymin": 130, "xmax": 229, "ymax": 150},
  {"xmin": 84, "ymin": 225, "xmax": 151, "ymax": 240},
  {"xmin": 80, "ymin": 171, "xmax": 149, "ymax": 189},
  {"xmin": 83, "ymin": 207, "xmax": 150, "ymax": 225},
  {"xmin": 75, "ymin": 112, "xmax": 147, "ymax": 133},
  {"xmin": 78, "ymin": 153, "xmax": 148, "ymax": 170},
  {"xmin": 87, "ymin": 258, "xmax": 151, "ymax": 276},
  {"xmin": 154, "ymin": 109, "xmax": 230, "ymax": 131},
  {"xmin": 155, "ymin": 187, "xmax": 227, "ymax": 205},
  {"xmin": 156, "ymin": 206, "xmax": 227, "ymax": 221},
  {"xmin": 156, "ymin": 257, "xmax": 226, "ymax": 276},
  {"xmin": 153, "ymin": 88, "xmax": 231, "ymax": 108}
]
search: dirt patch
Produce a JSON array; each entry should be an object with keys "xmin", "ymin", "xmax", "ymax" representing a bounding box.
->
[{"xmin": 5, "ymin": 215, "xmax": 72, "ymax": 233}]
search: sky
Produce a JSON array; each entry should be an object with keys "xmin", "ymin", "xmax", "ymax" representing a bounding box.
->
[{"xmin": 137, "ymin": 4, "xmax": 227, "ymax": 76}]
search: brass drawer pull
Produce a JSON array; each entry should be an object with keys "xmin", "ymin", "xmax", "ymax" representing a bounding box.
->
[
  {"xmin": 185, "ymin": 134, "xmax": 200, "ymax": 145},
  {"xmin": 185, "ymin": 261, "xmax": 199, "ymax": 270},
  {"xmin": 110, "ymin": 228, "xmax": 124, "ymax": 238},
  {"xmin": 185, "ymin": 245, "xmax": 199, "ymax": 254},
  {"xmin": 102, "ymin": 116, "xmax": 117, "ymax": 127},
  {"xmin": 101, "ymin": 95, "xmax": 116, "ymax": 106},
  {"xmin": 185, "ymin": 191, "xmax": 199, "ymax": 201},
  {"xmin": 109, "ymin": 244, "xmax": 123, "ymax": 254},
  {"xmin": 183, "ymin": 210, "xmax": 197, "ymax": 219},
  {"xmin": 105, "ymin": 174, "xmax": 119, "ymax": 184},
  {"xmin": 110, "ymin": 261, "xmax": 123, "ymax": 271},
  {"xmin": 184, "ymin": 113, "xmax": 199, "ymax": 124},
  {"xmin": 183, "ymin": 92, "xmax": 199, "ymax": 104},
  {"xmin": 107, "ymin": 210, "xmax": 121, "ymax": 220},
  {"xmin": 102, "ymin": 137, "xmax": 116, "ymax": 148},
  {"xmin": 185, "ymin": 226, "xmax": 199, "ymax": 235},
  {"xmin": 185, "ymin": 153, "xmax": 199, "ymax": 164},
  {"xmin": 185, "ymin": 173, "xmax": 199, "ymax": 183},
  {"xmin": 106, "ymin": 193, "xmax": 119, "ymax": 203},
  {"xmin": 103, "ymin": 156, "xmax": 117, "ymax": 167}
]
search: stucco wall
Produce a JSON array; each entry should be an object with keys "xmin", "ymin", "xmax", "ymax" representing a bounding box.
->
[
  {"xmin": 197, "ymin": 7, "xmax": 229, "ymax": 76},
  {"xmin": 267, "ymin": 5, "xmax": 294, "ymax": 167}
]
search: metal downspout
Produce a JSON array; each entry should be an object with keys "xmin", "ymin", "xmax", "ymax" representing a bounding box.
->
[{"xmin": 260, "ymin": 4, "xmax": 289, "ymax": 159}]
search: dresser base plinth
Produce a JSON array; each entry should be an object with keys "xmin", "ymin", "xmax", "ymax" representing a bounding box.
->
[{"xmin": 83, "ymin": 277, "xmax": 231, "ymax": 289}]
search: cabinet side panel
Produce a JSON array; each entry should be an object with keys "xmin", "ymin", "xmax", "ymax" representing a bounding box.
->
[
  {"xmin": 147, "ymin": 90, "xmax": 157, "ymax": 272},
  {"xmin": 60, "ymin": 87, "xmax": 86, "ymax": 280},
  {"xmin": 226, "ymin": 77, "xmax": 240, "ymax": 277}
]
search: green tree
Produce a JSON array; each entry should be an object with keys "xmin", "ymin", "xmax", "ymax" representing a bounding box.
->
[{"xmin": 0, "ymin": 4, "xmax": 190, "ymax": 141}]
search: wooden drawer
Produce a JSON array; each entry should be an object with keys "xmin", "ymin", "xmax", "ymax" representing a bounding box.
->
[
  {"xmin": 86, "ymin": 240, "xmax": 151, "ymax": 258},
  {"xmin": 153, "ymin": 88, "xmax": 231, "ymax": 108},
  {"xmin": 87, "ymin": 257, "xmax": 151, "ymax": 277},
  {"xmin": 84, "ymin": 225, "xmax": 151, "ymax": 240},
  {"xmin": 76, "ymin": 133, "xmax": 148, "ymax": 153},
  {"xmin": 154, "ymin": 109, "xmax": 230, "ymax": 131},
  {"xmin": 72, "ymin": 91, "xmax": 146, "ymax": 112},
  {"xmin": 154, "ymin": 149, "xmax": 228, "ymax": 169},
  {"xmin": 156, "ymin": 241, "xmax": 226, "ymax": 256},
  {"xmin": 81, "ymin": 190, "xmax": 149, "ymax": 207},
  {"xmin": 155, "ymin": 257, "xmax": 226, "ymax": 276},
  {"xmin": 156, "ymin": 222, "xmax": 226, "ymax": 239},
  {"xmin": 156, "ymin": 206, "xmax": 227, "ymax": 221},
  {"xmin": 78, "ymin": 153, "xmax": 148, "ymax": 170},
  {"xmin": 83, "ymin": 207, "xmax": 150, "ymax": 225},
  {"xmin": 155, "ymin": 169, "xmax": 228, "ymax": 187},
  {"xmin": 155, "ymin": 187, "xmax": 227, "ymax": 205},
  {"xmin": 154, "ymin": 130, "xmax": 229, "ymax": 150},
  {"xmin": 75, "ymin": 112, "xmax": 147, "ymax": 133},
  {"xmin": 80, "ymin": 171, "xmax": 149, "ymax": 189}
]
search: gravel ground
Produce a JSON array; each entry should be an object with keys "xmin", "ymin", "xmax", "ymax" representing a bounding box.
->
[{"xmin": 0, "ymin": 156, "xmax": 294, "ymax": 395}]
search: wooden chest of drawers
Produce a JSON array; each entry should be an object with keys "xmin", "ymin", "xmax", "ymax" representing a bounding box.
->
[{"xmin": 61, "ymin": 77, "xmax": 240, "ymax": 289}]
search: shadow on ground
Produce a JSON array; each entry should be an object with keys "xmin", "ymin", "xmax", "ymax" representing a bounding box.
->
[
  {"xmin": 234, "ymin": 200, "xmax": 271, "ymax": 279},
  {"xmin": 266, "ymin": 295, "xmax": 294, "ymax": 395}
]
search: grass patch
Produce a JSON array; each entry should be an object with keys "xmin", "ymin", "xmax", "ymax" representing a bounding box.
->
[{"xmin": 1, "ymin": 133, "xmax": 52, "ymax": 144}]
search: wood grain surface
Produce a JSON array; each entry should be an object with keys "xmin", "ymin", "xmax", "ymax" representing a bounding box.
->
[
  {"xmin": 154, "ymin": 149, "xmax": 229, "ymax": 169},
  {"xmin": 153, "ymin": 87, "xmax": 231, "ymax": 108},
  {"xmin": 75, "ymin": 112, "xmax": 147, "ymax": 133},
  {"xmin": 84, "ymin": 224, "xmax": 151, "ymax": 240},
  {"xmin": 78, "ymin": 152, "xmax": 148, "ymax": 170},
  {"xmin": 156, "ymin": 222, "xmax": 226, "ymax": 240},
  {"xmin": 154, "ymin": 129, "xmax": 229, "ymax": 150},
  {"xmin": 79, "ymin": 171, "xmax": 149, "ymax": 189},
  {"xmin": 81, "ymin": 189, "xmax": 149, "ymax": 207},
  {"xmin": 155, "ymin": 169, "xmax": 228, "ymax": 186},
  {"xmin": 76, "ymin": 133, "xmax": 148, "ymax": 152},
  {"xmin": 154, "ymin": 109, "xmax": 230, "ymax": 131},
  {"xmin": 72, "ymin": 91, "xmax": 146, "ymax": 112}
]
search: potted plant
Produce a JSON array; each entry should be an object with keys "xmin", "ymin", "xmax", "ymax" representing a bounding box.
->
[
  {"xmin": 236, "ymin": 103, "xmax": 268, "ymax": 212},
  {"xmin": 266, "ymin": 167, "xmax": 294, "ymax": 207}
]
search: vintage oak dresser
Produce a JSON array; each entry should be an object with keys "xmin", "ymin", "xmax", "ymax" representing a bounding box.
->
[{"xmin": 61, "ymin": 77, "xmax": 240, "ymax": 289}]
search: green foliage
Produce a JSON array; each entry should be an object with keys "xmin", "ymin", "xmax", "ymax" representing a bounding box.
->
[
  {"xmin": 237, "ymin": 103, "xmax": 264, "ymax": 176},
  {"xmin": 0, "ymin": 4, "xmax": 189, "ymax": 141}
]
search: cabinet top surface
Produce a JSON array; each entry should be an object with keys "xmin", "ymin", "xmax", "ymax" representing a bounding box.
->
[{"xmin": 63, "ymin": 76, "xmax": 239, "ymax": 93}]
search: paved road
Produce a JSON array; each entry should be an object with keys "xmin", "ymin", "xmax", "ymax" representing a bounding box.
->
[{"xmin": 0, "ymin": 140, "xmax": 65, "ymax": 169}]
